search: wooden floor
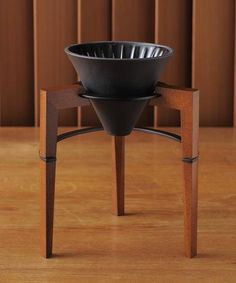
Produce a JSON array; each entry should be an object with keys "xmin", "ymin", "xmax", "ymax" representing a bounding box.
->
[{"xmin": 0, "ymin": 127, "xmax": 235, "ymax": 283}]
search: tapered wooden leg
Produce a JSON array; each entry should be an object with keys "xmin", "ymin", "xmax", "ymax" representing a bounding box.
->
[
  {"xmin": 39, "ymin": 90, "xmax": 58, "ymax": 258},
  {"xmin": 181, "ymin": 92, "xmax": 199, "ymax": 258},
  {"xmin": 112, "ymin": 136, "xmax": 125, "ymax": 216},
  {"xmin": 183, "ymin": 161, "xmax": 198, "ymax": 258},
  {"xmin": 154, "ymin": 105, "xmax": 158, "ymax": 128}
]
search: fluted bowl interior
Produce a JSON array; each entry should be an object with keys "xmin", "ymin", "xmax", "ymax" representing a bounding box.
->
[
  {"xmin": 67, "ymin": 41, "xmax": 172, "ymax": 59},
  {"xmin": 65, "ymin": 41, "xmax": 173, "ymax": 97}
]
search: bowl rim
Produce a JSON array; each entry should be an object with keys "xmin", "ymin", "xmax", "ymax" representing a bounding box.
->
[{"xmin": 65, "ymin": 41, "xmax": 174, "ymax": 61}]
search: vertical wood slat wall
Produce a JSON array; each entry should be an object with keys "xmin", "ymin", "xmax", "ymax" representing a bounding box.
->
[
  {"xmin": 0, "ymin": 0, "xmax": 34, "ymax": 126},
  {"xmin": 192, "ymin": 0, "xmax": 235, "ymax": 126},
  {"xmin": 155, "ymin": 0, "xmax": 192, "ymax": 126},
  {"xmin": 0, "ymin": 0, "xmax": 235, "ymax": 127},
  {"xmin": 78, "ymin": 0, "xmax": 111, "ymax": 126},
  {"xmin": 112, "ymin": 0, "xmax": 155, "ymax": 126},
  {"xmin": 34, "ymin": 0, "xmax": 77, "ymax": 126}
]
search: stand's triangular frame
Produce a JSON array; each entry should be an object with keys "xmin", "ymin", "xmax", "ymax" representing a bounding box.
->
[{"xmin": 39, "ymin": 82, "xmax": 199, "ymax": 259}]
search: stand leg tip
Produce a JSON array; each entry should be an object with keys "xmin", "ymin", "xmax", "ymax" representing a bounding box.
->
[
  {"xmin": 41, "ymin": 250, "xmax": 53, "ymax": 259},
  {"xmin": 185, "ymin": 248, "xmax": 197, "ymax": 258},
  {"xmin": 112, "ymin": 208, "xmax": 125, "ymax": 216}
]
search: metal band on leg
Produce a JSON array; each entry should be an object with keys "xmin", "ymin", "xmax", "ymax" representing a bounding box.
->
[
  {"xmin": 182, "ymin": 156, "xmax": 199, "ymax": 163},
  {"xmin": 39, "ymin": 153, "xmax": 57, "ymax": 163}
]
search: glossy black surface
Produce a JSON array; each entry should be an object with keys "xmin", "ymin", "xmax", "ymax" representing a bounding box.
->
[{"xmin": 65, "ymin": 41, "xmax": 173, "ymax": 97}]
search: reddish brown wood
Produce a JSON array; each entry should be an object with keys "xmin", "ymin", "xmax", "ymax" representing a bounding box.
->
[
  {"xmin": 112, "ymin": 0, "xmax": 155, "ymax": 42},
  {"xmin": 182, "ymin": 161, "xmax": 198, "ymax": 258},
  {"xmin": 234, "ymin": 0, "xmax": 236, "ymax": 127},
  {"xmin": 112, "ymin": 136, "xmax": 125, "ymax": 216},
  {"xmin": 192, "ymin": 0, "xmax": 234, "ymax": 126},
  {"xmin": 39, "ymin": 90, "xmax": 58, "ymax": 258},
  {"xmin": 0, "ymin": 1, "xmax": 234, "ymax": 127},
  {"xmin": 152, "ymin": 83, "xmax": 199, "ymax": 258},
  {"xmin": 39, "ymin": 84, "xmax": 89, "ymax": 258},
  {"xmin": 154, "ymin": 0, "xmax": 192, "ymax": 126},
  {"xmin": 112, "ymin": 0, "xmax": 155, "ymax": 127},
  {"xmin": 0, "ymin": 0, "xmax": 34, "ymax": 126},
  {"xmin": 41, "ymin": 84, "xmax": 90, "ymax": 109},
  {"xmin": 40, "ymin": 82, "xmax": 199, "ymax": 258},
  {"xmin": 181, "ymin": 91, "xmax": 199, "ymax": 258},
  {"xmin": 34, "ymin": 0, "xmax": 77, "ymax": 127},
  {"xmin": 77, "ymin": 0, "xmax": 111, "ymax": 126}
]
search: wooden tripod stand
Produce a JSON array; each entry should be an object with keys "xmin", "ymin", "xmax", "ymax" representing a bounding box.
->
[{"xmin": 39, "ymin": 82, "xmax": 199, "ymax": 259}]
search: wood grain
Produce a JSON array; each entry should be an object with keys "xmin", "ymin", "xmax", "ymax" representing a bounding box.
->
[
  {"xmin": 0, "ymin": 0, "xmax": 34, "ymax": 126},
  {"xmin": 112, "ymin": 0, "xmax": 155, "ymax": 42},
  {"xmin": 78, "ymin": 0, "xmax": 111, "ymax": 126},
  {"xmin": 181, "ymin": 91, "xmax": 199, "ymax": 257},
  {"xmin": 0, "ymin": 0, "xmax": 235, "ymax": 127},
  {"xmin": 192, "ymin": 0, "xmax": 234, "ymax": 126},
  {"xmin": 112, "ymin": 136, "xmax": 125, "ymax": 216},
  {"xmin": 152, "ymin": 83, "xmax": 199, "ymax": 257},
  {"xmin": 234, "ymin": 1, "xmax": 236, "ymax": 127},
  {"xmin": 112, "ymin": 0, "xmax": 155, "ymax": 126},
  {"xmin": 39, "ymin": 84, "xmax": 91, "ymax": 257},
  {"xmin": 0, "ymin": 127, "xmax": 236, "ymax": 282},
  {"xmin": 33, "ymin": 0, "xmax": 77, "ymax": 126},
  {"xmin": 155, "ymin": 0, "xmax": 192, "ymax": 126},
  {"xmin": 39, "ymin": 89, "xmax": 58, "ymax": 258}
]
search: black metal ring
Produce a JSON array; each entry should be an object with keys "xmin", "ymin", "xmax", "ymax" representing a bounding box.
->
[
  {"xmin": 57, "ymin": 127, "xmax": 104, "ymax": 142},
  {"xmin": 134, "ymin": 127, "xmax": 181, "ymax": 142},
  {"xmin": 57, "ymin": 127, "xmax": 181, "ymax": 142}
]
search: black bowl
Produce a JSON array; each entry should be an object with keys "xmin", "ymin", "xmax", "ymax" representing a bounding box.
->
[{"xmin": 65, "ymin": 41, "xmax": 173, "ymax": 97}]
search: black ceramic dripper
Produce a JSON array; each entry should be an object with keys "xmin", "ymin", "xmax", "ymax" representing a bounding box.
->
[{"xmin": 65, "ymin": 41, "xmax": 173, "ymax": 135}]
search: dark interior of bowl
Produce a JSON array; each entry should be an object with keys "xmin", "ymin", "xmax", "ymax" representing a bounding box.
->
[{"xmin": 67, "ymin": 41, "xmax": 172, "ymax": 59}]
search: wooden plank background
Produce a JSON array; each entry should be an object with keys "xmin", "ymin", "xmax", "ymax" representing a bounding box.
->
[
  {"xmin": 34, "ymin": 0, "xmax": 77, "ymax": 126},
  {"xmin": 155, "ymin": 0, "xmax": 192, "ymax": 126},
  {"xmin": 192, "ymin": 0, "xmax": 235, "ymax": 126},
  {"xmin": 0, "ymin": 0, "xmax": 34, "ymax": 126},
  {"xmin": 0, "ymin": 0, "xmax": 235, "ymax": 127},
  {"xmin": 78, "ymin": 0, "xmax": 111, "ymax": 126}
]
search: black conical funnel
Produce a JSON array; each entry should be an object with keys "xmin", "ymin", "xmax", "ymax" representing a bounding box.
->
[{"xmin": 82, "ymin": 94, "xmax": 155, "ymax": 136}]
